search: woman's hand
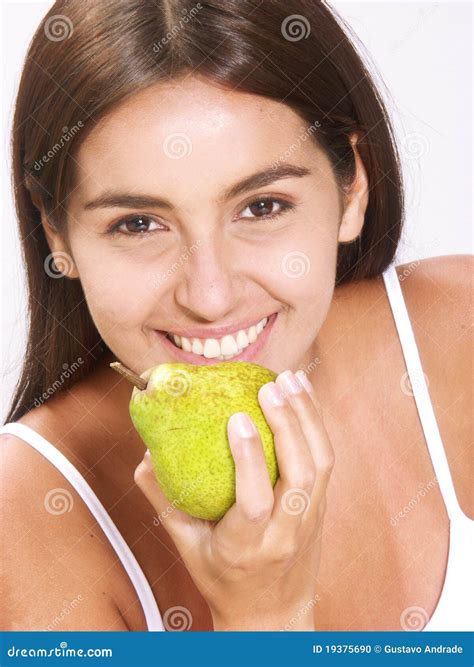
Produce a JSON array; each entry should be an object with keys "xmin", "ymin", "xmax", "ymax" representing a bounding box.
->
[{"xmin": 134, "ymin": 369, "xmax": 335, "ymax": 631}]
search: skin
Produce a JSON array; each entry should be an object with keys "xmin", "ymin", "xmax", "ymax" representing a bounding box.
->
[
  {"xmin": 43, "ymin": 76, "xmax": 367, "ymax": 378},
  {"xmin": 2, "ymin": 76, "xmax": 472, "ymax": 631},
  {"xmin": 48, "ymin": 76, "xmax": 357, "ymax": 629}
]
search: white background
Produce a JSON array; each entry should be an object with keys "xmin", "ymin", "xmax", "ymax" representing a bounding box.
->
[{"xmin": 1, "ymin": 0, "xmax": 472, "ymax": 420}]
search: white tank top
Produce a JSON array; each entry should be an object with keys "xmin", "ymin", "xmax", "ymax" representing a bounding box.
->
[{"xmin": 1, "ymin": 264, "xmax": 473, "ymax": 631}]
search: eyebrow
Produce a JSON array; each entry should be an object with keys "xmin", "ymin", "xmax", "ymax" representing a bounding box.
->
[{"xmin": 82, "ymin": 164, "xmax": 312, "ymax": 211}]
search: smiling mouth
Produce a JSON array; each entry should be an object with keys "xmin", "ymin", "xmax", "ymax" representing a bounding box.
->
[{"xmin": 164, "ymin": 315, "xmax": 270, "ymax": 361}]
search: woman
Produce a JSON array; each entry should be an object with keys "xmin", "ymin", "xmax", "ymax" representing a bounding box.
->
[{"xmin": 1, "ymin": 0, "xmax": 472, "ymax": 632}]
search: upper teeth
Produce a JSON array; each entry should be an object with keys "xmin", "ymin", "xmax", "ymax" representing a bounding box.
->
[{"xmin": 167, "ymin": 316, "xmax": 269, "ymax": 360}]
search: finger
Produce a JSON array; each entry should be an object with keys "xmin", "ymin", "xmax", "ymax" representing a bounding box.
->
[
  {"xmin": 257, "ymin": 381, "xmax": 316, "ymax": 527},
  {"xmin": 294, "ymin": 370, "xmax": 326, "ymax": 427},
  {"xmin": 134, "ymin": 450, "xmax": 205, "ymax": 549},
  {"xmin": 294, "ymin": 370, "xmax": 322, "ymax": 411},
  {"xmin": 218, "ymin": 412, "xmax": 274, "ymax": 539},
  {"xmin": 277, "ymin": 371, "xmax": 335, "ymax": 510}
]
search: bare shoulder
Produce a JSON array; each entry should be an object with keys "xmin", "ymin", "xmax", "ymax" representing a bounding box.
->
[
  {"xmin": 395, "ymin": 254, "xmax": 471, "ymax": 363},
  {"xmin": 0, "ymin": 428, "xmax": 129, "ymax": 630},
  {"xmin": 395, "ymin": 254, "xmax": 473, "ymax": 517},
  {"xmin": 396, "ymin": 254, "xmax": 472, "ymax": 320}
]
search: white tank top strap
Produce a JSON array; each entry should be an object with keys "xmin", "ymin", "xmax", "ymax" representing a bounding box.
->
[
  {"xmin": 0, "ymin": 421, "xmax": 164, "ymax": 631},
  {"xmin": 422, "ymin": 516, "xmax": 474, "ymax": 631},
  {"xmin": 382, "ymin": 264, "xmax": 465, "ymax": 523}
]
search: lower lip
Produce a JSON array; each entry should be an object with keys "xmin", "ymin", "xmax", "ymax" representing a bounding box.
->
[{"xmin": 154, "ymin": 312, "xmax": 278, "ymax": 366}]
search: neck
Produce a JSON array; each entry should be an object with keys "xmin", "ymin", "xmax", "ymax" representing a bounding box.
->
[{"xmin": 75, "ymin": 349, "xmax": 148, "ymax": 465}]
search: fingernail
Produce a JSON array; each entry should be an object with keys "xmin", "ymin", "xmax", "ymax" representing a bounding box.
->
[
  {"xmin": 279, "ymin": 370, "xmax": 303, "ymax": 395},
  {"xmin": 260, "ymin": 382, "xmax": 286, "ymax": 407},
  {"xmin": 228, "ymin": 412, "xmax": 257, "ymax": 439},
  {"xmin": 295, "ymin": 370, "xmax": 313, "ymax": 393}
]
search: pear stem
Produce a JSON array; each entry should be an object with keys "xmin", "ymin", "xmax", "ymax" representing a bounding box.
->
[{"xmin": 110, "ymin": 362, "xmax": 147, "ymax": 390}]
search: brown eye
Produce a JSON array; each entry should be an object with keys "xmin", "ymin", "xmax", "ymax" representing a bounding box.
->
[
  {"xmin": 110, "ymin": 215, "xmax": 164, "ymax": 236},
  {"xmin": 239, "ymin": 197, "xmax": 295, "ymax": 221},
  {"xmin": 249, "ymin": 199, "xmax": 275, "ymax": 216}
]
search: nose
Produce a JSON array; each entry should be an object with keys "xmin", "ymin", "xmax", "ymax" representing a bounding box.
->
[{"xmin": 173, "ymin": 235, "xmax": 241, "ymax": 322}]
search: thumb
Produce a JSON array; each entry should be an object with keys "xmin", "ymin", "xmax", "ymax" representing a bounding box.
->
[{"xmin": 134, "ymin": 450, "xmax": 205, "ymax": 549}]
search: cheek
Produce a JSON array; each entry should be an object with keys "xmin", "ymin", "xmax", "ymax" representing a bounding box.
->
[
  {"xmin": 266, "ymin": 217, "xmax": 338, "ymax": 312},
  {"xmin": 71, "ymin": 249, "xmax": 155, "ymax": 332}
]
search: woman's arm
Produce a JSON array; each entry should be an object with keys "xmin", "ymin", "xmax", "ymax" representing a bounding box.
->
[
  {"xmin": 397, "ymin": 254, "xmax": 473, "ymax": 518},
  {"xmin": 135, "ymin": 370, "xmax": 334, "ymax": 631},
  {"xmin": 1, "ymin": 434, "xmax": 131, "ymax": 631}
]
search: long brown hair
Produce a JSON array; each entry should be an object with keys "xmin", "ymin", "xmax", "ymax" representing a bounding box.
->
[{"xmin": 6, "ymin": 0, "xmax": 404, "ymax": 423}]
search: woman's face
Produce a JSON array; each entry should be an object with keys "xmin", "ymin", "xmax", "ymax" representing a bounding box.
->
[{"xmin": 56, "ymin": 77, "xmax": 366, "ymax": 376}]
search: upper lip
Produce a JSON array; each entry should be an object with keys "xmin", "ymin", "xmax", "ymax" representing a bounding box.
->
[{"xmin": 158, "ymin": 313, "xmax": 274, "ymax": 339}]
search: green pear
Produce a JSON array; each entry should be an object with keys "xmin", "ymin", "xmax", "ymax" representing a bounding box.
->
[{"xmin": 129, "ymin": 361, "xmax": 279, "ymax": 521}]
